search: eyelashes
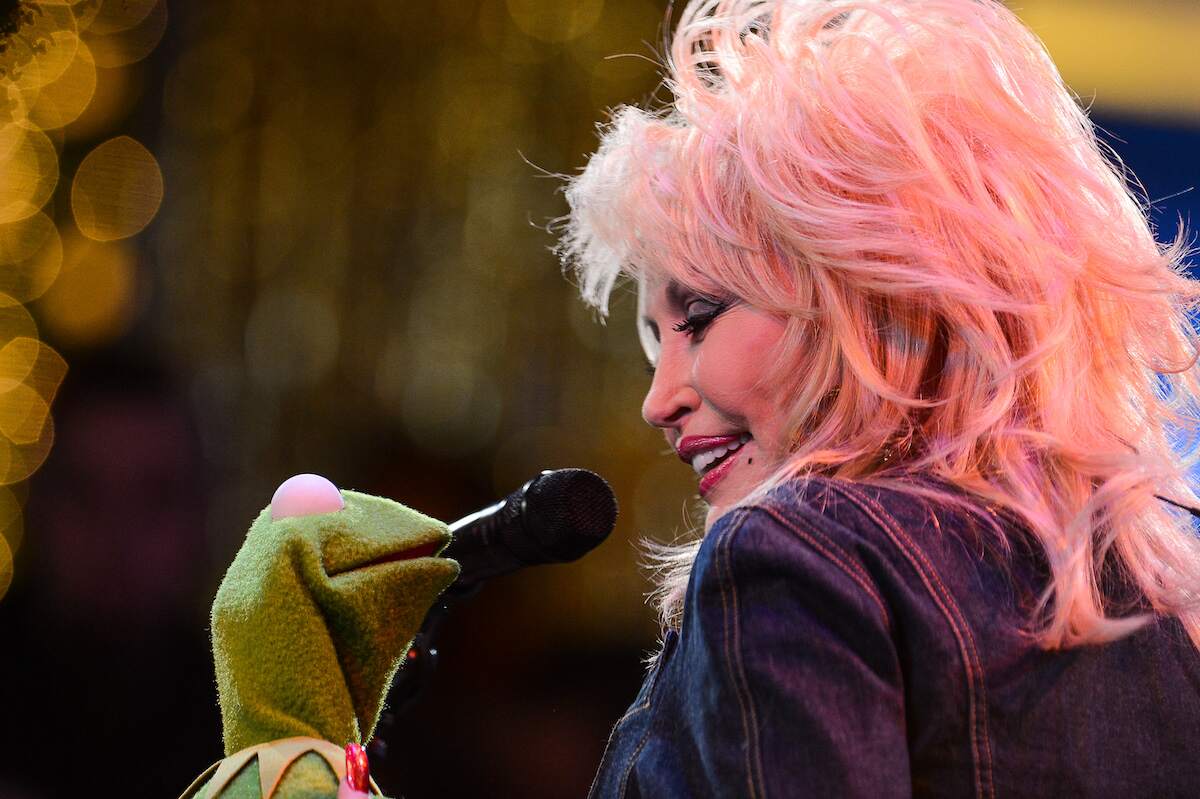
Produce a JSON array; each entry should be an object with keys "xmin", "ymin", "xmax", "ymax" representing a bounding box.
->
[
  {"xmin": 672, "ymin": 299, "xmax": 729, "ymax": 338},
  {"xmin": 643, "ymin": 294, "xmax": 734, "ymax": 379}
]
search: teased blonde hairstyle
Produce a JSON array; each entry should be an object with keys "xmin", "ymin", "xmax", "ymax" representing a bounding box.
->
[{"xmin": 558, "ymin": 0, "xmax": 1200, "ymax": 648}]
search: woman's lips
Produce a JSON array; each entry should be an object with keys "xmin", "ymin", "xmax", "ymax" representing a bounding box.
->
[
  {"xmin": 698, "ymin": 445, "xmax": 744, "ymax": 497},
  {"xmin": 676, "ymin": 434, "xmax": 745, "ymax": 463},
  {"xmin": 676, "ymin": 434, "xmax": 752, "ymax": 498}
]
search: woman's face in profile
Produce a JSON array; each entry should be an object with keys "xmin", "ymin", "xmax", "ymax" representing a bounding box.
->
[{"xmin": 639, "ymin": 276, "xmax": 792, "ymax": 528}]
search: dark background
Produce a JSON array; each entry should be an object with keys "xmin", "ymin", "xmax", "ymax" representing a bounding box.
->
[{"xmin": 0, "ymin": 1, "xmax": 1196, "ymax": 797}]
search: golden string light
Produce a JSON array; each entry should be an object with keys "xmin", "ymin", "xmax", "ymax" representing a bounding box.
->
[
  {"xmin": 38, "ymin": 231, "xmax": 137, "ymax": 345},
  {"xmin": 0, "ymin": 0, "xmax": 165, "ymax": 602},
  {"xmin": 71, "ymin": 134, "xmax": 163, "ymax": 240},
  {"xmin": 0, "ymin": 211, "xmax": 61, "ymax": 301},
  {"xmin": 27, "ymin": 35, "xmax": 96, "ymax": 130}
]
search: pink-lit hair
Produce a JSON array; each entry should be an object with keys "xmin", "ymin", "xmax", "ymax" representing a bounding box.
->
[{"xmin": 559, "ymin": 0, "xmax": 1200, "ymax": 648}]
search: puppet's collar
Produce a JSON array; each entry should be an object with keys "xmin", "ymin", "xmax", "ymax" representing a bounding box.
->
[{"xmin": 178, "ymin": 736, "xmax": 382, "ymax": 798}]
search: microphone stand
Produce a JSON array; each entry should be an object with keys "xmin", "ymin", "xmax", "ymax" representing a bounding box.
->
[{"xmin": 367, "ymin": 580, "xmax": 481, "ymax": 762}]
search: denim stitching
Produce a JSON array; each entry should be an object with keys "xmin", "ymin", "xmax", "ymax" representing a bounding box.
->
[
  {"xmin": 831, "ymin": 482, "xmax": 996, "ymax": 799},
  {"xmin": 615, "ymin": 723, "xmax": 655, "ymax": 799},
  {"xmin": 758, "ymin": 504, "xmax": 893, "ymax": 632},
  {"xmin": 849, "ymin": 488, "xmax": 997, "ymax": 798},
  {"xmin": 835, "ymin": 482, "xmax": 993, "ymax": 791},
  {"xmin": 589, "ymin": 648, "xmax": 668, "ymax": 798},
  {"xmin": 612, "ymin": 684, "xmax": 654, "ymax": 726},
  {"xmin": 716, "ymin": 511, "xmax": 767, "ymax": 799},
  {"xmin": 588, "ymin": 714, "xmax": 640, "ymax": 798},
  {"xmin": 851, "ymin": 485, "xmax": 996, "ymax": 799}
]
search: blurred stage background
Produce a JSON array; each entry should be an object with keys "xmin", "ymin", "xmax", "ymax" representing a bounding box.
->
[{"xmin": 0, "ymin": 1, "xmax": 1195, "ymax": 796}]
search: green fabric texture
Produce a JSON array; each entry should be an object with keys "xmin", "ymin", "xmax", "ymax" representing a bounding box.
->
[{"xmin": 210, "ymin": 489, "xmax": 459, "ymax": 756}]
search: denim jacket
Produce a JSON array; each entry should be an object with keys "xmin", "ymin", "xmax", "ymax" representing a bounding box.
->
[{"xmin": 589, "ymin": 476, "xmax": 1200, "ymax": 798}]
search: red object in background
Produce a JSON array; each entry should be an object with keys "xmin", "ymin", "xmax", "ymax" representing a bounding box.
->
[{"xmin": 345, "ymin": 743, "xmax": 370, "ymax": 792}]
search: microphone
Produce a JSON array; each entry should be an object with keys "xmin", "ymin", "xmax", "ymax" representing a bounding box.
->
[
  {"xmin": 376, "ymin": 469, "xmax": 617, "ymax": 740},
  {"xmin": 444, "ymin": 468, "xmax": 618, "ymax": 593}
]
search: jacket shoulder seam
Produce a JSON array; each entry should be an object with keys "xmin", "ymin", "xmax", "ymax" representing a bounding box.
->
[
  {"xmin": 828, "ymin": 481, "xmax": 995, "ymax": 799},
  {"xmin": 714, "ymin": 510, "xmax": 769, "ymax": 799},
  {"xmin": 755, "ymin": 503, "xmax": 894, "ymax": 633}
]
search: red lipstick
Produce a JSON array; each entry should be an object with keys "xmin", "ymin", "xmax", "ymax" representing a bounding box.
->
[
  {"xmin": 675, "ymin": 434, "xmax": 750, "ymax": 498},
  {"xmin": 676, "ymin": 435, "xmax": 744, "ymax": 464},
  {"xmin": 698, "ymin": 447, "xmax": 744, "ymax": 497}
]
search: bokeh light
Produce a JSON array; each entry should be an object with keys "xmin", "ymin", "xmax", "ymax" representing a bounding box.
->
[
  {"xmin": 0, "ymin": 124, "xmax": 58, "ymax": 223},
  {"xmin": 0, "ymin": 212, "xmax": 63, "ymax": 302},
  {"xmin": 0, "ymin": 336, "xmax": 42, "ymax": 391},
  {"xmin": 0, "ymin": 483, "xmax": 23, "ymax": 552},
  {"xmin": 28, "ymin": 36, "xmax": 97, "ymax": 130},
  {"xmin": 477, "ymin": 0, "xmax": 552, "ymax": 65},
  {"xmin": 84, "ymin": 0, "xmax": 159, "ymax": 35},
  {"xmin": 0, "ymin": 381, "xmax": 48, "ymax": 444},
  {"xmin": 244, "ymin": 289, "xmax": 341, "ymax": 391},
  {"xmin": 0, "ymin": 330, "xmax": 67, "ymax": 487},
  {"xmin": 71, "ymin": 134, "xmax": 164, "ymax": 240},
  {"xmin": 506, "ymin": 0, "xmax": 605, "ymax": 43},
  {"xmin": 18, "ymin": 337, "xmax": 66, "ymax": 409},
  {"xmin": 162, "ymin": 37, "xmax": 255, "ymax": 135},
  {"xmin": 400, "ymin": 357, "xmax": 503, "ymax": 457},
  {"xmin": 36, "ymin": 231, "xmax": 138, "ymax": 347},
  {"xmin": 82, "ymin": 0, "xmax": 168, "ymax": 69},
  {"xmin": 19, "ymin": 8, "xmax": 80, "ymax": 85},
  {"xmin": 0, "ymin": 334, "xmax": 59, "ymax": 454},
  {"xmin": 0, "ymin": 531, "xmax": 11, "ymax": 602},
  {"xmin": 70, "ymin": 0, "xmax": 103, "ymax": 33},
  {"xmin": 0, "ymin": 409, "xmax": 54, "ymax": 485},
  {"xmin": 63, "ymin": 59, "xmax": 139, "ymax": 141},
  {"xmin": 0, "ymin": 295, "xmax": 38, "ymax": 345},
  {"xmin": 0, "ymin": 0, "xmax": 159, "ymax": 687},
  {"xmin": 252, "ymin": 126, "xmax": 305, "ymax": 276}
]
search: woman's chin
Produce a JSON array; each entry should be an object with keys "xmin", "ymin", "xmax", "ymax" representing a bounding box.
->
[
  {"xmin": 701, "ymin": 483, "xmax": 747, "ymax": 531},
  {"xmin": 699, "ymin": 439, "xmax": 777, "ymax": 530}
]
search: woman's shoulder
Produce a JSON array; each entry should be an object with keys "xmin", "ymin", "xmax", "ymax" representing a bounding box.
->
[
  {"xmin": 695, "ymin": 472, "xmax": 1044, "ymax": 640},
  {"xmin": 755, "ymin": 472, "xmax": 1013, "ymax": 537},
  {"xmin": 707, "ymin": 473, "xmax": 1021, "ymax": 575},
  {"xmin": 685, "ymin": 475, "xmax": 1200, "ymax": 796}
]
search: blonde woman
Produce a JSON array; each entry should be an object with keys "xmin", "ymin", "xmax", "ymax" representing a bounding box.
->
[{"xmin": 560, "ymin": 0, "xmax": 1200, "ymax": 795}]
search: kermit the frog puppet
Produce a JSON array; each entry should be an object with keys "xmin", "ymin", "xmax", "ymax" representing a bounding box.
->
[{"xmin": 179, "ymin": 474, "xmax": 460, "ymax": 799}]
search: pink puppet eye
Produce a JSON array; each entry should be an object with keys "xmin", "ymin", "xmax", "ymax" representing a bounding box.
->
[{"xmin": 270, "ymin": 474, "xmax": 345, "ymax": 520}]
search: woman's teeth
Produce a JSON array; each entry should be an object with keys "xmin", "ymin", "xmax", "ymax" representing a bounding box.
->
[{"xmin": 691, "ymin": 434, "xmax": 751, "ymax": 475}]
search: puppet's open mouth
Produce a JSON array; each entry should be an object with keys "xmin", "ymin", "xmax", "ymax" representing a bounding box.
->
[{"xmin": 327, "ymin": 541, "xmax": 442, "ymax": 577}]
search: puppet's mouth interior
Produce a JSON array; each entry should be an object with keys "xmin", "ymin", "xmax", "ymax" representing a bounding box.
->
[{"xmin": 328, "ymin": 540, "xmax": 442, "ymax": 577}]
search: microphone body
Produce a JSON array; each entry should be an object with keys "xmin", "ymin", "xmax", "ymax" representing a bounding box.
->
[{"xmin": 443, "ymin": 468, "xmax": 618, "ymax": 593}]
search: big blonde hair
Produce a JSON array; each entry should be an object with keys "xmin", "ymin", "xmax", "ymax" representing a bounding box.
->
[{"xmin": 558, "ymin": 0, "xmax": 1200, "ymax": 648}]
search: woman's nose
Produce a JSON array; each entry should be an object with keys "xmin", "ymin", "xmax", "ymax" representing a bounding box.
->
[{"xmin": 642, "ymin": 352, "xmax": 698, "ymax": 429}]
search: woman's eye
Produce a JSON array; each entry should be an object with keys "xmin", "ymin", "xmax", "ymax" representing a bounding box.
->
[{"xmin": 672, "ymin": 298, "xmax": 728, "ymax": 338}]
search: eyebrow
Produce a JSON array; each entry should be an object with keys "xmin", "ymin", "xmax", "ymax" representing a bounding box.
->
[
  {"xmin": 640, "ymin": 279, "xmax": 690, "ymax": 342},
  {"xmin": 664, "ymin": 279, "xmax": 691, "ymax": 310}
]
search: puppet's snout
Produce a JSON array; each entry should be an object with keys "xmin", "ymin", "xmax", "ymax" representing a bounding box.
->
[{"xmin": 270, "ymin": 473, "xmax": 345, "ymax": 520}]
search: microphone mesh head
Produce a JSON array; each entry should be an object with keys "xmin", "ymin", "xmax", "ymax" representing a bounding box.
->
[{"xmin": 525, "ymin": 468, "xmax": 618, "ymax": 562}]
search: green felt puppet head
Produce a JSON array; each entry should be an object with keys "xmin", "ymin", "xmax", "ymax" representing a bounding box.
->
[{"xmin": 210, "ymin": 490, "xmax": 459, "ymax": 756}]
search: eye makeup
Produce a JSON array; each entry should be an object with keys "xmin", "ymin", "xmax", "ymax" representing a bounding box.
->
[
  {"xmin": 638, "ymin": 277, "xmax": 736, "ymax": 364},
  {"xmin": 672, "ymin": 297, "xmax": 729, "ymax": 338}
]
